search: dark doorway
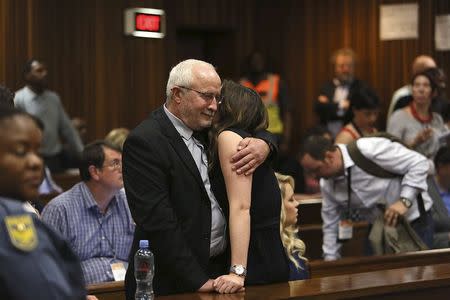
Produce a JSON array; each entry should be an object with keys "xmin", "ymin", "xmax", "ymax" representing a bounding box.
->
[{"xmin": 176, "ymin": 28, "xmax": 237, "ymax": 79}]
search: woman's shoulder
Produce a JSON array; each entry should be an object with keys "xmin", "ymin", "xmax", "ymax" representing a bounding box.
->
[
  {"xmin": 390, "ymin": 107, "xmax": 410, "ymax": 119},
  {"xmin": 220, "ymin": 127, "xmax": 251, "ymax": 139},
  {"xmin": 336, "ymin": 125, "xmax": 357, "ymax": 144}
]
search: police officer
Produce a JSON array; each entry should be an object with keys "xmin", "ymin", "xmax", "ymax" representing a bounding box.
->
[{"xmin": 0, "ymin": 104, "xmax": 87, "ymax": 300}]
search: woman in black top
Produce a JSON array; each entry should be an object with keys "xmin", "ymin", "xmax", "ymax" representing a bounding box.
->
[{"xmin": 210, "ymin": 80, "xmax": 289, "ymax": 293}]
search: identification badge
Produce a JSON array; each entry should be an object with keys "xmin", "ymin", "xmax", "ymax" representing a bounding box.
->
[
  {"xmin": 337, "ymin": 219, "xmax": 353, "ymax": 242},
  {"xmin": 111, "ymin": 262, "xmax": 127, "ymax": 281},
  {"xmin": 5, "ymin": 214, "xmax": 38, "ymax": 252}
]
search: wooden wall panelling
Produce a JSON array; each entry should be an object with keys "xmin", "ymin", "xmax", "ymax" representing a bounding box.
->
[{"xmin": 2, "ymin": 0, "xmax": 450, "ymax": 148}]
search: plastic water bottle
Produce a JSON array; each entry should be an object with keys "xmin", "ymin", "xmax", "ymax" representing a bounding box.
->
[{"xmin": 134, "ymin": 240, "xmax": 154, "ymax": 300}]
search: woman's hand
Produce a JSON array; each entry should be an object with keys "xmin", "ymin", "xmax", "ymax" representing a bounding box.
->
[
  {"xmin": 412, "ymin": 128, "xmax": 433, "ymax": 147},
  {"xmin": 213, "ymin": 274, "xmax": 245, "ymax": 294}
]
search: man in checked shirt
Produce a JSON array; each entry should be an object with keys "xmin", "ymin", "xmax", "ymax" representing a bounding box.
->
[{"xmin": 42, "ymin": 140, "xmax": 135, "ymax": 284}]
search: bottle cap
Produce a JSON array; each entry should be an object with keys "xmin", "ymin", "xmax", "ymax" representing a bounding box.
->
[{"xmin": 139, "ymin": 240, "xmax": 149, "ymax": 248}]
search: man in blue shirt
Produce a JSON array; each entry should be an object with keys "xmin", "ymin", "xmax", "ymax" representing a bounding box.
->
[
  {"xmin": 42, "ymin": 140, "xmax": 135, "ymax": 284},
  {"xmin": 431, "ymin": 146, "xmax": 450, "ymax": 248}
]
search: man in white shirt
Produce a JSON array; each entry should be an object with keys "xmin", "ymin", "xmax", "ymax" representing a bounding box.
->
[{"xmin": 300, "ymin": 135, "xmax": 434, "ymax": 261}]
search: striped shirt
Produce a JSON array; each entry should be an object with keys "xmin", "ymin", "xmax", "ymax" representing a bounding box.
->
[{"xmin": 41, "ymin": 182, "xmax": 135, "ymax": 284}]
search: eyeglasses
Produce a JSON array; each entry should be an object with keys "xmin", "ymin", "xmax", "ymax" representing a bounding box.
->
[
  {"xmin": 102, "ymin": 159, "xmax": 122, "ymax": 171},
  {"xmin": 178, "ymin": 86, "xmax": 223, "ymax": 104}
]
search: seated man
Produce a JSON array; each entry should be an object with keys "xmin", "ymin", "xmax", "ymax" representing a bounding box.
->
[
  {"xmin": 430, "ymin": 146, "xmax": 450, "ymax": 248},
  {"xmin": 42, "ymin": 140, "xmax": 135, "ymax": 284},
  {"xmin": 300, "ymin": 135, "xmax": 434, "ymax": 260}
]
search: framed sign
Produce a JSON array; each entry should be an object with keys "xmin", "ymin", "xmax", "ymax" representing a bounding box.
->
[{"xmin": 124, "ymin": 8, "xmax": 166, "ymax": 38}]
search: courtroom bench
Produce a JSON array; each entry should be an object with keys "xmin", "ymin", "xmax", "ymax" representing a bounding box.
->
[
  {"xmin": 296, "ymin": 196, "xmax": 322, "ymax": 226},
  {"xmin": 300, "ymin": 221, "xmax": 369, "ymax": 260},
  {"xmin": 52, "ymin": 169, "xmax": 80, "ymax": 191}
]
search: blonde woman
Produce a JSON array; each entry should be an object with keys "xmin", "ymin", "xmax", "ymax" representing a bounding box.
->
[
  {"xmin": 276, "ymin": 173, "xmax": 309, "ymax": 280},
  {"xmin": 105, "ymin": 127, "xmax": 129, "ymax": 151}
]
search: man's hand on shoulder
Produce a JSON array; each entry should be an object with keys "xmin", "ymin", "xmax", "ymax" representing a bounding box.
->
[{"xmin": 231, "ymin": 137, "xmax": 269, "ymax": 176}]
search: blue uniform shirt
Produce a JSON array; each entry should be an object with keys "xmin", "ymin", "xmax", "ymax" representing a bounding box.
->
[{"xmin": 0, "ymin": 196, "xmax": 86, "ymax": 300}]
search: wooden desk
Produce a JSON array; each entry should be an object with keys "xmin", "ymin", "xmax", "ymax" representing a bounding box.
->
[
  {"xmin": 156, "ymin": 263, "xmax": 450, "ymax": 300},
  {"xmin": 88, "ymin": 263, "xmax": 450, "ymax": 300},
  {"xmin": 87, "ymin": 281, "xmax": 124, "ymax": 300}
]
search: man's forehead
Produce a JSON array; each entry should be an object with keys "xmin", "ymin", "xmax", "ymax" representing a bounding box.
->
[
  {"xmin": 103, "ymin": 146, "xmax": 121, "ymax": 158},
  {"xmin": 301, "ymin": 153, "xmax": 321, "ymax": 166}
]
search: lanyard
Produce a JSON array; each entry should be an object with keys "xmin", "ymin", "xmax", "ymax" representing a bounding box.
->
[
  {"xmin": 346, "ymin": 167, "xmax": 352, "ymax": 218},
  {"xmin": 96, "ymin": 213, "xmax": 116, "ymax": 260}
]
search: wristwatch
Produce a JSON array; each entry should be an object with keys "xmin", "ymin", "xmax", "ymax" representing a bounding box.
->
[
  {"xmin": 400, "ymin": 197, "xmax": 412, "ymax": 208},
  {"xmin": 230, "ymin": 264, "xmax": 247, "ymax": 277}
]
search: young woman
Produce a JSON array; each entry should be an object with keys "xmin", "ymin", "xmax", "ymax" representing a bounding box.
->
[
  {"xmin": 210, "ymin": 80, "xmax": 289, "ymax": 293},
  {"xmin": 276, "ymin": 173, "xmax": 309, "ymax": 280}
]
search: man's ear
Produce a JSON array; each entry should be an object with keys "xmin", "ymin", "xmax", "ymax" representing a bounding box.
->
[
  {"xmin": 172, "ymin": 87, "xmax": 183, "ymax": 104},
  {"xmin": 324, "ymin": 151, "xmax": 334, "ymax": 164},
  {"xmin": 88, "ymin": 165, "xmax": 100, "ymax": 181}
]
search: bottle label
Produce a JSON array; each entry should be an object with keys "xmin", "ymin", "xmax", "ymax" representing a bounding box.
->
[{"xmin": 111, "ymin": 262, "xmax": 127, "ymax": 281}]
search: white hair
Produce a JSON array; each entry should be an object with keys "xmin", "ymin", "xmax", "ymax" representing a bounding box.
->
[{"xmin": 166, "ymin": 59, "xmax": 216, "ymax": 102}]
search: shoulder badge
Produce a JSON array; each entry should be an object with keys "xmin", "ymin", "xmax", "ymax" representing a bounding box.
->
[{"xmin": 5, "ymin": 214, "xmax": 39, "ymax": 251}]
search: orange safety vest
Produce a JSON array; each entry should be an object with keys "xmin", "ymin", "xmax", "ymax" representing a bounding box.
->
[{"xmin": 240, "ymin": 73, "xmax": 283, "ymax": 134}]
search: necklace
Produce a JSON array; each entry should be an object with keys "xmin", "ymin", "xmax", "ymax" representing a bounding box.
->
[{"xmin": 410, "ymin": 102, "xmax": 432, "ymax": 124}]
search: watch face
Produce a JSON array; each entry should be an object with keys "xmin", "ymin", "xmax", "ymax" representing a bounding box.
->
[
  {"xmin": 402, "ymin": 198, "xmax": 412, "ymax": 208},
  {"xmin": 235, "ymin": 265, "xmax": 244, "ymax": 275}
]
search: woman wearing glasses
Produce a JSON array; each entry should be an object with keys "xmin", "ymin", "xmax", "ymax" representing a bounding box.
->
[{"xmin": 209, "ymin": 80, "xmax": 289, "ymax": 293}]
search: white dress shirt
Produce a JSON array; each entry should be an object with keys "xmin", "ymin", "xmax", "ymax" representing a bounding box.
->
[
  {"xmin": 320, "ymin": 137, "xmax": 433, "ymax": 261},
  {"xmin": 163, "ymin": 105, "xmax": 226, "ymax": 257}
]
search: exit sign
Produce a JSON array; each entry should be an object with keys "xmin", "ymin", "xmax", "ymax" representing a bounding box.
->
[{"xmin": 124, "ymin": 8, "xmax": 166, "ymax": 38}]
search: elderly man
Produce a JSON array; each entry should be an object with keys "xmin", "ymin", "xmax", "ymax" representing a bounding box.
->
[
  {"xmin": 123, "ymin": 59, "xmax": 274, "ymax": 297},
  {"xmin": 14, "ymin": 59, "xmax": 83, "ymax": 173},
  {"xmin": 300, "ymin": 135, "xmax": 434, "ymax": 261},
  {"xmin": 42, "ymin": 140, "xmax": 134, "ymax": 284},
  {"xmin": 314, "ymin": 48, "xmax": 378, "ymax": 137}
]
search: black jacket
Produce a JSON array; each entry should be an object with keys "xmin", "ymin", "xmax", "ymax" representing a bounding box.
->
[{"xmin": 123, "ymin": 107, "xmax": 218, "ymax": 296}]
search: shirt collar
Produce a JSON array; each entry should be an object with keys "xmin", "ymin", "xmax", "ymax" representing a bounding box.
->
[
  {"xmin": 337, "ymin": 143, "xmax": 355, "ymax": 176},
  {"xmin": 23, "ymin": 86, "xmax": 38, "ymax": 99},
  {"xmin": 163, "ymin": 103, "xmax": 194, "ymax": 140},
  {"xmin": 79, "ymin": 182, "xmax": 118, "ymax": 212}
]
